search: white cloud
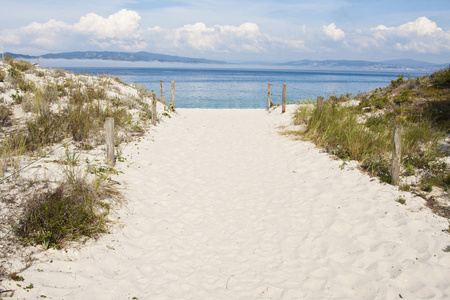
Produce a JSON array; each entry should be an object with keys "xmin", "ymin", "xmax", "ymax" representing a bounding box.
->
[
  {"xmin": 1, "ymin": 19, "xmax": 71, "ymax": 47},
  {"xmin": 0, "ymin": 9, "xmax": 145, "ymax": 51},
  {"xmin": 172, "ymin": 22, "xmax": 218, "ymax": 51},
  {"xmin": 395, "ymin": 17, "xmax": 443, "ymax": 36},
  {"xmin": 168, "ymin": 22, "xmax": 266, "ymax": 53},
  {"xmin": 369, "ymin": 17, "xmax": 450, "ymax": 53},
  {"xmin": 322, "ymin": 23, "xmax": 345, "ymax": 41},
  {"xmin": 6, "ymin": 8, "xmax": 448, "ymax": 62},
  {"xmin": 2, "ymin": 10, "xmax": 307, "ymax": 56},
  {"xmin": 74, "ymin": 9, "xmax": 142, "ymax": 39},
  {"xmin": 152, "ymin": 22, "xmax": 306, "ymax": 55}
]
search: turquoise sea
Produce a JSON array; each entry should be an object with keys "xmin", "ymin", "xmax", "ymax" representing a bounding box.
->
[{"xmin": 63, "ymin": 67, "xmax": 426, "ymax": 108}]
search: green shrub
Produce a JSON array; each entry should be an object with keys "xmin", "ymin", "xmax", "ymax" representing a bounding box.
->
[
  {"xmin": 8, "ymin": 67, "xmax": 23, "ymax": 81},
  {"xmin": 4, "ymin": 54, "xmax": 13, "ymax": 63},
  {"xmin": 67, "ymin": 102, "xmax": 98, "ymax": 141},
  {"xmin": 11, "ymin": 93, "xmax": 23, "ymax": 104},
  {"xmin": 400, "ymin": 184, "xmax": 411, "ymax": 191},
  {"xmin": 365, "ymin": 116, "xmax": 385, "ymax": 128},
  {"xmin": 13, "ymin": 60, "xmax": 32, "ymax": 72},
  {"xmin": 86, "ymin": 85, "xmax": 106, "ymax": 101},
  {"xmin": 0, "ymin": 69, "xmax": 5, "ymax": 82},
  {"xmin": 423, "ymin": 100, "xmax": 450, "ymax": 131},
  {"xmin": 18, "ymin": 79, "xmax": 36, "ymax": 92},
  {"xmin": 359, "ymin": 95, "xmax": 390, "ymax": 109},
  {"xmin": 64, "ymin": 78, "xmax": 75, "ymax": 89},
  {"xmin": 391, "ymin": 74, "xmax": 405, "ymax": 87},
  {"xmin": 431, "ymin": 67, "xmax": 450, "ymax": 87},
  {"xmin": 420, "ymin": 179, "xmax": 434, "ymax": 192},
  {"xmin": 373, "ymin": 96, "xmax": 390, "ymax": 109},
  {"xmin": 364, "ymin": 156, "xmax": 391, "ymax": 181},
  {"xmin": 394, "ymin": 90, "xmax": 412, "ymax": 105},
  {"xmin": 403, "ymin": 162, "xmax": 416, "ymax": 176},
  {"xmin": 0, "ymin": 104, "xmax": 12, "ymax": 126},
  {"xmin": 328, "ymin": 95, "xmax": 338, "ymax": 102},
  {"xmin": 69, "ymin": 84, "xmax": 106, "ymax": 105},
  {"xmin": 444, "ymin": 172, "xmax": 450, "ymax": 186},
  {"xmin": 25, "ymin": 112, "xmax": 66, "ymax": 150},
  {"xmin": 56, "ymin": 84, "xmax": 68, "ymax": 97},
  {"xmin": 337, "ymin": 94, "xmax": 351, "ymax": 102},
  {"xmin": 16, "ymin": 169, "xmax": 121, "ymax": 248}
]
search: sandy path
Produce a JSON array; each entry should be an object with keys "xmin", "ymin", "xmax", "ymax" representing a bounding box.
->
[{"xmin": 5, "ymin": 107, "xmax": 450, "ymax": 299}]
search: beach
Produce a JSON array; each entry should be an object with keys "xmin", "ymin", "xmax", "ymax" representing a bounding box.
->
[{"xmin": 3, "ymin": 106, "xmax": 450, "ymax": 299}]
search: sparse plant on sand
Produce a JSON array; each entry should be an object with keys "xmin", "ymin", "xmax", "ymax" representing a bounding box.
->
[
  {"xmin": 15, "ymin": 166, "xmax": 122, "ymax": 249},
  {"xmin": 64, "ymin": 147, "xmax": 80, "ymax": 166},
  {"xmin": 396, "ymin": 196, "xmax": 406, "ymax": 205}
]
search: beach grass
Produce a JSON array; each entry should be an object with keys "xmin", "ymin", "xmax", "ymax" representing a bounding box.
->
[
  {"xmin": 0, "ymin": 57, "xmax": 163, "ymax": 248},
  {"xmin": 291, "ymin": 68, "xmax": 449, "ymax": 216},
  {"xmin": 15, "ymin": 166, "xmax": 122, "ymax": 249}
]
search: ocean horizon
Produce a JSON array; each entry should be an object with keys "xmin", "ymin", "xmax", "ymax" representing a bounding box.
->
[{"xmin": 61, "ymin": 67, "xmax": 427, "ymax": 109}]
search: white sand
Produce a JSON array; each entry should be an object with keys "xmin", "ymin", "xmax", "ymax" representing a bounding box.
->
[{"xmin": 4, "ymin": 106, "xmax": 450, "ymax": 299}]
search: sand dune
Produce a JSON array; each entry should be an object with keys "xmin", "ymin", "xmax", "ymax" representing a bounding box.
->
[{"xmin": 4, "ymin": 106, "xmax": 450, "ymax": 299}]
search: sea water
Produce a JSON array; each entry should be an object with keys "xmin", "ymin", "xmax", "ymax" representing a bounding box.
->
[{"xmin": 63, "ymin": 67, "xmax": 426, "ymax": 109}]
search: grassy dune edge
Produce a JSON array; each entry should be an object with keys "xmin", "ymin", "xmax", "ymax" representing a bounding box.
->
[
  {"xmin": 287, "ymin": 68, "xmax": 449, "ymax": 218},
  {"xmin": 0, "ymin": 57, "xmax": 174, "ymax": 280}
]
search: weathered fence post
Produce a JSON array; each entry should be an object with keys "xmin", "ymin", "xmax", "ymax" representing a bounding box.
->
[
  {"xmin": 282, "ymin": 84, "xmax": 287, "ymax": 113},
  {"xmin": 160, "ymin": 80, "xmax": 165, "ymax": 104},
  {"xmin": 267, "ymin": 83, "xmax": 272, "ymax": 110},
  {"xmin": 171, "ymin": 80, "xmax": 175, "ymax": 107},
  {"xmin": 105, "ymin": 117, "xmax": 115, "ymax": 166},
  {"xmin": 391, "ymin": 125, "xmax": 403, "ymax": 185},
  {"xmin": 317, "ymin": 96, "xmax": 324, "ymax": 111},
  {"xmin": 152, "ymin": 93, "xmax": 157, "ymax": 126}
]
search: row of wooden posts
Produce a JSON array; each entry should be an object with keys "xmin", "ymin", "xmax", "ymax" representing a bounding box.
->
[
  {"xmin": 107, "ymin": 82, "xmax": 403, "ymax": 186},
  {"xmin": 267, "ymin": 83, "xmax": 288, "ymax": 114},
  {"xmin": 105, "ymin": 80, "xmax": 175, "ymax": 167},
  {"xmin": 267, "ymin": 83, "xmax": 403, "ymax": 186}
]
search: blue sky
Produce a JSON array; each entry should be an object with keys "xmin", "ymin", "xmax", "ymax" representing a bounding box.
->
[{"xmin": 1, "ymin": 0, "xmax": 449, "ymax": 63}]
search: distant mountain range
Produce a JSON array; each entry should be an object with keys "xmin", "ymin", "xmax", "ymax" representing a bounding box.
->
[
  {"xmin": 278, "ymin": 59, "xmax": 448, "ymax": 71},
  {"xmin": 5, "ymin": 51, "xmax": 449, "ymax": 71},
  {"xmin": 5, "ymin": 51, "xmax": 227, "ymax": 65}
]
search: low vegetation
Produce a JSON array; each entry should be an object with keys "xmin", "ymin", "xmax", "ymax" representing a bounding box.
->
[
  {"xmin": 0, "ymin": 56, "xmax": 172, "ymax": 259},
  {"xmin": 16, "ymin": 167, "xmax": 122, "ymax": 249},
  {"xmin": 291, "ymin": 68, "xmax": 449, "ymax": 218}
]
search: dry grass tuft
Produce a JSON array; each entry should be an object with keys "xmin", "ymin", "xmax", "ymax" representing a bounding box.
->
[{"xmin": 15, "ymin": 167, "xmax": 122, "ymax": 249}]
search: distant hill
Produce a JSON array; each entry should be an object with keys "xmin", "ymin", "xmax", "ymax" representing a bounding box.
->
[
  {"xmin": 4, "ymin": 53, "xmax": 37, "ymax": 60},
  {"xmin": 4, "ymin": 51, "xmax": 448, "ymax": 71},
  {"xmin": 5, "ymin": 51, "xmax": 227, "ymax": 65},
  {"xmin": 279, "ymin": 59, "xmax": 448, "ymax": 71},
  {"xmin": 379, "ymin": 59, "xmax": 446, "ymax": 69}
]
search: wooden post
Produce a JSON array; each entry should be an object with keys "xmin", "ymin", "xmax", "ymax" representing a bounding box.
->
[
  {"xmin": 391, "ymin": 125, "xmax": 402, "ymax": 185},
  {"xmin": 267, "ymin": 83, "xmax": 272, "ymax": 110},
  {"xmin": 160, "ymin": 80, "xmax": 165, "ymax": 104},
  {"xmin": 317, "ymin": 96, "xmax": 324, "ymax": 111},
  {"xmin": 171, "ymin": 80, "xmax": 175, "ymax": 107},
  {"xmin": 152, "ymin": 93, "xmax": 157, "ymax": 126},
  {"xmin": 105, "ymin": 117, "xmax": 115, "ymax": 166},
  {"xmin": 282, "ymin": 84, "xmax": 287, "ymax": 113}
]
